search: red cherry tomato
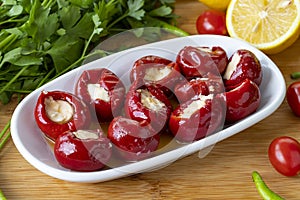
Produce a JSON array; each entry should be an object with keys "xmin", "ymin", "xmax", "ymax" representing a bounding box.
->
[
  {"xmin": 196, "ymin": 10, "xmax": 227, "ymax": 35},
  {"xmin": 268, "ymin": 136, "xmax": 300, "ymax": 177},
  {"xmin": 286, "ymin": 81, "xmax": 300, "ymax": 117}
]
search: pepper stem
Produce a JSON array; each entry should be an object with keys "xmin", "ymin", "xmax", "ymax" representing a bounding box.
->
[
  {"xmin": 252, "ymin": 171, "xmax": 284, "ymax": 200},
  {"xmin": 290, "ymin": 72, "xmax": 300, "ymax": 79}
]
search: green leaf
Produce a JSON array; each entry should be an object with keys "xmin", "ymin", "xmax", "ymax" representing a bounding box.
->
[
  {"xmin": 23, "ymin": 0, "xmax": 59, "ymax": 45},
  {"xmin": 7, "ymin": 5, "xmax": 23, "ymax": 16},
  {"xmin": 58, "ymin": 5, "xmax": 81, "ymax": 30},
  {"xmin": 68, "ymin": 0, "xmax": 93, "ymax": 9},
  {"xmin": 148, "ymin": 5, "xmax": 172, "ymax": 17},
  {"xmin": 67, "ymin": 12, "xmax": 94, "ymax": 39},
  {"xmin": 159, "ymin": 0, "xmax": 175, "ymax": 4},
  {"xmin": 0, "ymin": 91, "xmax": 12, "ymax": 105},
  {"xmin": 1, "ymin": 0, "xmax": 16, "ymax": 6},
  {"xmin": 127, "ymin": 0, "xmax": 145, "ymax": 20},
  {"xmin": 22, "ymin": 77, "xmax": 43, "ymax": 90},
  {"xmin": 46, "ymin": 35, "xmax": 84, "ymax": 73},
  {"xmin": 0, "ymin": 47, "xmax": 43, "ymax": 68}
]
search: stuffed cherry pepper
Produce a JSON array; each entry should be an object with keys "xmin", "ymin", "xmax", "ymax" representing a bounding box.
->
[
  {"xmin": 107, "ymin": 116, "xmax": 160, "ymax": 162},
  {"xmin": 125, "ymin": 78, "xmax": 173, "ymax": 133},
  {"xmin": 75, "ymin": 68, "xmax": 125, "ymax": 122},
  {"xmin": 130, "ymin": 55, "xmax": 182, "ymax": 95},
  {"xmin": 223, "ymin": 49, "xmax": 262, "ymax": 88},
  {"xmin": 54, "ymin": 129, "xmax": 112, "ymax": 172},
  {"xmin": 176, "ymin": 46, "xmax": 228, "ymax": 78},
  {"xmin": 169, "ymin": 94, "xmax": 225, "ymax": 143},
  {"xmin": 174, "ymin": 73, "xmax": 224, "ymax": 103},
  {"xmin": 225, "ymin": 78, "xmax": 261, "ymax": 123},
  {"xmin": 34, "ymin": 90, "xmax": 91, "ymax": 141}
]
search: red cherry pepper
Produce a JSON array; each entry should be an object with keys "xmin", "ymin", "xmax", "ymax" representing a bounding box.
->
[
  {"xmin": 130, "ymin": 55, "xmax": 182, "ymax": 95},
  {"xmin": 174, "ymin": 73, "xmax": 224, "ymax": 103},
  {"xmin": 286, "ymin": 81, "xmax": 300, "ymax": 117},
  {"xmin": 225, "ymin": 79, "xmax": 261, "ymax": 123},
  {"xmin": 176, "ymin": 46, "xmax": 228, "ymax": 78},
  {"xmin": 34, "ymin": 90, "xmax": 91, "ymax": 141},
  {"xmin": 107, "ymin": 116, "xmax": 160, "ymax": 161},
  {"xmin": 75, "ymin": 68, "xmax": 125, "ymax": 122},
  {"xmin": 125, "ymin": 78, "xmax": 173, "ymax": 133},
  {"xmin": 223, "ymin": 49, "xmax": 262, "ymax": 88},
  {"xmin": 169, "ymin": 95, "xmax": 225, "ymax": 143},
  {"xmin": 54, "ymin": 129, "xmax": 112, "ymax": 172}
]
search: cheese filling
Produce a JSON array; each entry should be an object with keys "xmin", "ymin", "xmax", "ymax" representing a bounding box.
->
[
  {"xmin": 139, "ymin": 89, "xmax": 165, "ymax": 111},
  {"xmin": 87, "ymin": 83, "xmax": 110, "ymax": 102},
  {"xmin": 181, "ymin": 95, "xmax": 213, "ymax": 118},
  {"xmin": 73, "ymin": 130, "xmax": 99, "ymax": 140},
  {"xmin": 45, "ymin": 96, "xmax": 74, "ymax": 124},
  {"xmin": 223, "ymin": 53, "xmax": 241, "ymax": 80},
  {"xmin": 144, "ymin": 66, "xmax": 172, "ymax": 81}
]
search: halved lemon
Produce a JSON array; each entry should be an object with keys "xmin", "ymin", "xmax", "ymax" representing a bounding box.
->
[
  {"xmin": 198, "ymin": 0, "xmax": 231, "ymax": 11},
  {"xmin": 226, "ymin": 0, "xmax": 300, "ymax": 54}
]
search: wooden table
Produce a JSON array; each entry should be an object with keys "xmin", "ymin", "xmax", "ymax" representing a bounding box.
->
[{"xmin": 1, "ymin": 0, "xmax": 300, "ymax": 199}]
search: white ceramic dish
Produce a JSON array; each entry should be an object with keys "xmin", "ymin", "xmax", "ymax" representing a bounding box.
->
[{"xmin": 11, "ymin": 35, "xmax": 286, "ymax": 183}]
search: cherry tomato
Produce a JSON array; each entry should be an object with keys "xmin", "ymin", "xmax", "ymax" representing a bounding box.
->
[
  {"xmin": 286, "ymin": 81, "xmax": 300, "ymax": 117},
  {"xmin": 196, "ymin": 10, "xmax": 227, "ymax": 35},
  {"xmin": 268, "ymin": 136, "xmax": 300, "ymax": 177}
]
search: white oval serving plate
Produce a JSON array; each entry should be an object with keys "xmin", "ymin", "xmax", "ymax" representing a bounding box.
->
[{"xmin": 11, "ymin": 35, "xmax": 286, "ymax": 183}]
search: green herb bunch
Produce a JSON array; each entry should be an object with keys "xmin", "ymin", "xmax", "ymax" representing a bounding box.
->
[{"xmin": 0, "ymin": 0, "xmax": 188, "ymax": 104}]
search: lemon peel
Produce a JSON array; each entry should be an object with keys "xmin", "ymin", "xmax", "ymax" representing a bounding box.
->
[{"xmin": 198, "ymin": 0, "xmax": 231, "ymax": 11}]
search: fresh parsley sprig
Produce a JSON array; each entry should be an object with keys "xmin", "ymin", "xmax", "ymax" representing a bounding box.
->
[{"xmin": 0, "ymin": 0, "xmax": 188, "ymax": 104}]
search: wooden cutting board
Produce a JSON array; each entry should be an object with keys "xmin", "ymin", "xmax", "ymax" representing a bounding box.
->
[{"xmin": 1, "ymin": 0, "xmax": 300, "ymax": 199}]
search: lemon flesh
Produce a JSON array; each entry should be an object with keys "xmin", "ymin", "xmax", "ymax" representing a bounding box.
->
[{"xmin": 226, "ymin": 0, "xmax": 300, "ymax": 54}]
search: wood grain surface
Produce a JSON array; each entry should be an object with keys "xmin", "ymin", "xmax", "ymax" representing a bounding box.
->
[{"xmin": 1, "ymin": 0, "xmax": 300, "ymax": 199}]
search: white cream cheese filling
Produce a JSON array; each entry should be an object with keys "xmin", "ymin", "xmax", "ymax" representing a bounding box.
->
[
  {"xmin": 139, "ymin": 89, "xmax": 165, "ymax": 111},
  {"xmin": 73, "ymin": 130, "xmax": 99, "ymax": 140},
  {"xmin": 223, "ymin": 52, "xmax": 241, "ymax": 80},
  {"xmin": 87, "ymin": 83, "xmax": 110, "ymax": 102},
  {"xmin": 181, "ymin": 95, "xmax": 213, "ymax": 118},
  {"xmin": 45, "ymin": 96, "xmax": 74, "ymax": 124},
  {"xmin": 144, "ymin": 66, "xmax": 172, "ymax": 81}
]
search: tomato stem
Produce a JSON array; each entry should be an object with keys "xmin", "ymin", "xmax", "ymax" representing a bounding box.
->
[
  {"xmin": 252, "ymin": 171, "xmax": 284, "ymax": 200},
  {"xmin": 290, "ymin": 72, "xmax": 300, "ymax": 79}
]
